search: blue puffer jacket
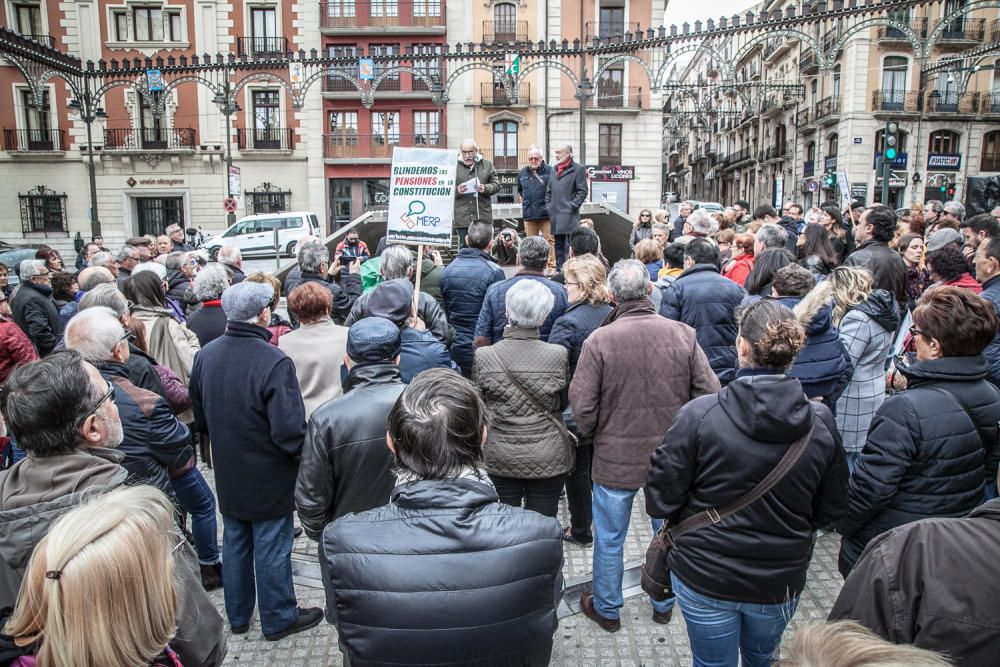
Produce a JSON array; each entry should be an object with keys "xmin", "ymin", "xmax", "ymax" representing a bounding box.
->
[
  {"xmin": 548, "ymin": 301, "xmax": 614, "ymax": 377},
  {"xmin": 399, "ymin": 327, "xmax": 459, "ymax": 383},
  {"xmin": 440, "ymin": 248, "xmax": 505, "ymax": 375},
  {"xmin": 777, "ymin": 296, "xmax": 852, "ymax": 409},
  {"xmin": 475, "ymin": 271, "xmax": 568, "ymax": 345},
  {"xmin": 980, "ymin": 274, "xmax": 1000, "ymax": 388},
  {"xmin": 659, "ymin": 264, "xmax": 745, "ymax": 384},
  {"xmin": 517, "ymin": 164, "xmax": 551, "ymax": 221}
]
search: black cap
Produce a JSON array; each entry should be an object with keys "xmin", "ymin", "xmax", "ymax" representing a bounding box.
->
[
  {"xmin": 363, "ymin": 278, "xmax": 412, "ymax": 327},
  {"xmin": 347, "ymin": 317, "xmax": 402, "ymax": 363}
]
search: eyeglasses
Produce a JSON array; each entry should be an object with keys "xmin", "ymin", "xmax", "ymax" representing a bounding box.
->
[
  {"xmin": 118, "ymin": 330, "xmax": 135, "ymax": 345},
  {"xmin": 78, "ymin": 379, "xmax": 115, "ymax": 426},
  {"xmin": 640, "ymin": 213, "xmax": 651, "ymax": 218},
  {"xmin": 909, "ymin": 325, "xmax": 927, "ymax": 339},
  {"xmin": 565, "ymin": 281, "xmax": 579, "ymax": 286}
]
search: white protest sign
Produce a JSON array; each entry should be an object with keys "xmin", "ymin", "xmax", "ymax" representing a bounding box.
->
[
  {"xmin": 837, "ymin": 172, "xmax": 851, "ymax": 208},
  {"xmin": 387, "ymin": 147, "xmax": 456, "ymax": 246}
]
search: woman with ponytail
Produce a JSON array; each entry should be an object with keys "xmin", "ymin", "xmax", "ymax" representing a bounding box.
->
[{"xmin": 645, "ymin": 299, "xmax": 848, "ymax": 667}]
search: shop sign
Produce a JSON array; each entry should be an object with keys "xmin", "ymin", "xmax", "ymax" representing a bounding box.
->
[
  {"xmin": 586, "ymin": 165, "xmax": 635, "ymax": 181},
  {"xmin": 927, "ymin": 153, "xmax": 961, "ymax": 171}
]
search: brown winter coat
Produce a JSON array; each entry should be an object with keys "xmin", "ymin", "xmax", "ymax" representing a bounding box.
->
[
  {"xmin": 570, "ymin": 299, "xmax": 719, "ymax": 489},
  {"xmin": 474, "ymin": 326, "xmax": 572, "ymax": 479}
]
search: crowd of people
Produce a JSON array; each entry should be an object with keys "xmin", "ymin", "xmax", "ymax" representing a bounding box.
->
[{"xmin": 0, "ymin": 138, "xmax": 999, "ymax": 665}]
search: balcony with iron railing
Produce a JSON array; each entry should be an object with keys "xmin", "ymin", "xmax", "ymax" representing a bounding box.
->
[
  {"xmin": 764, "ymin": 142, "xmax": 789, "ymax": 162},
  {"xmin": 12, "ymin": 33, "xmax": 54, "ymax": 47},
  {"xmin": 795, "ymin": 107, "xmax": 812, "ymax": 129},
  {"xmin": 320, "ymin": 1, "xmax": 445, "ymax": 30},
  {"xmin": 815, "ymin": 96, "xmax": 840, "ymax": 122},
  {"xmin": 323, "ymin": 71, "xmax": 403, "ymax": 92},
  {"xmin": 980, "ymin": 92, "xmax": 1000, "ymax": 114},
  {"xmin": 935, "ymin": 17, "xmax": 985, "ymax": 43},
  {"xmin": 3, "ymin": 128, "xmax": 65, "ymax": 152},
  {"xmin": 236, "ymin": 127, "xmax": 294, "ymax": 151},
  {"xmin": 926, "ymin": 91, "xmax": 978, "ymax": 114},
  {"xmin": 799, "ymin": 49, "xmax": 818, "ymax": 74},
  {"xmin": 595, "ymin": 85, "xmax": 643, "ymax": 110},
  {"xmin": 323, "ymin": 133, "xmax": 443, "ymax": 160},
  {"xmin": 480, "ymin": 148, "xmax": 529, "ymax": 171},
  {"xmin": 982, "ymin": 152, "xmax": 1000, "ymax": 172},
  {"xmin": 480, "ymin": 82, "xmax": 531, "ymax": 107},
  {"xmin": 235, "ymin": 36, "xmax": 288, "ymax": 58},
  {"xmin": 876, "ymin": 17, "xmax": 928, "ymax": 41},
  {"xmin": 872, "ymin": 90, "xmax": 921, "ymax": 113},
  {"xmin": 585, "ymin": 21, "xmax": 640, "ymax": 41},
  {"xmin": 103, "ymin": 128, "xmax": 196, "ymax": 151},
  {"xmin": 482, "ymin": 20, "xmax": 527, "ymax": 43},
  {"xmin": 991, "ymin": 19, "xmax": 1000, "ymax": 43}
]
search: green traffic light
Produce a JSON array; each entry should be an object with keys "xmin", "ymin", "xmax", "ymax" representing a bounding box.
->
[
  {"xmin": 940, "ymin": 185, "xmax": 947, "ymax": 192},
  {"xmin": 885, "ymin": 148, "xmax": 897, "ymax": 160}
]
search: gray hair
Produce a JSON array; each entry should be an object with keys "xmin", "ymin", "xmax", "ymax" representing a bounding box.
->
[
  {"xmin": 79, "ymin": 284, "xmax": 129, "ymax": 318},
  {"xmin": 64, "ymin": 307, "xmax": 125, "ymax": 363},
  {"xmin": 925, "ymin": 199, "xmax": 945, "ymax": 214},
  {"xmin": 164, "ymin": 252, "xmax": 187, "ymax": 271},
  {"xmin": 527, "ymin": 145, "xmax": 543, "ymax": 158},
  {"xmin": 380, "ymin": 244, "xmax": 415, "ymax": 280},
  {"xmin": 77, "ymin": 267, "xmax": 115, "ymax": 292},
  {"xmin": 756, "ymin": 223, "xmax": 788, "ymax": 250},
  {"xmin": 505, "ymin": 279, "xmax": 555, "ymax": 328},
  {"xmin": 298, "ymin": 242, "xmax": 329, "ymax": 273},
  {"xmin": 132, "ymin": 261, "xmax": 167, "ymax": 280},
  {"xmin": 608, "ymin": 259, "xmax": 650, "ymax": 302},
  {"xmin": 165, "ymin": 224, "xmax": 182, "ymax": 235},
  {"xmin": 116, "ymin": 246, "xmax": 138, "ymax": 262},
  {"xmin": 20, "ymin": 259, "xmax": 47, "ymax": 281},
  {"xmin": 193, "ymin": 262, "xmax": 230, "ymax": 301},
  {"xmin": 218, "ymin": 244, "xmax": 242, "ymax": 265},
  {"xmin": 90, "ymin": 251, "xmax": 114, "ymax": 269},
  {"xmin": 652, "ymin": 222, "xmax": 670, "ymax": 235},
  {"xmin": 944, "ymin": 201, "xmax": 966, "ymax": 221},
  {"xmin": 688, "ymin": 209, "xmax": 717, "ymax": 236},
  {"xmin": 517, "ymin": 236, "xmax": 550, "ymax": 270},
  {"xmin": 556, "ymin": 143, "xmax": 573, "ymax": 155}
]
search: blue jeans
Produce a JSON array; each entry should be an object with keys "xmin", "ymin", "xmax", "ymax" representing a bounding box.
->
[
  {"xmin": 591, "ymin": 483, "xmax": 673, "ymax": 620},
  {"xmin": 171, "ymin": 468, "xmax": 219, "ymax": 565},
  {"xmin": 985, "ymin": 479, "xmax": 998, "ymax": 502},
  {"xmin": 221, "ymin": 513, "xmax": 298, "ymax": 635},
  {"xmin": 672, "ymin": 573, "xmax": 799, "ymax": 667}
]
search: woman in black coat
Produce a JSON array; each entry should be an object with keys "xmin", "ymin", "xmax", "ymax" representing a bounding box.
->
[
  {"xmin": 645, "ymin": 299, "xmax": 848, "ymax": 667},
  {"xmin": 838, "ymin": 286, "xmax": 1000, "ymax": 576},
  {"xmin": 548, "ymin": 254, "xmax": 613, "ymax": 545}
]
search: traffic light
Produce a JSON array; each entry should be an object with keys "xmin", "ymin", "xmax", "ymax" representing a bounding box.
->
[
  {"xmin": 823, "ymin": 172, "xmax": 836, "ymax": 188},
  {"xmin": 940, "ymin": 177, "xmax": 949, "ymax": 194},
  {"xmin": 884, "ymin": 121, "xmax": 899, "ymax": 161}
]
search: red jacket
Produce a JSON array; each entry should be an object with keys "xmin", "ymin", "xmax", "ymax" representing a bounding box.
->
[
  {"xmin": 0, "ymin": 317, "xmax": 38, "ymax": 384},
  {"xmin": 944, "ymin": 273, "xmax": 983, "ymax": 295},
  {"xmin": 723, "ymin": 253, "xmax": 754, "ymax": 288}
]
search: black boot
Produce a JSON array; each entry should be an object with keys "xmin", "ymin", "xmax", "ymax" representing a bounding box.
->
[{"xmin": 200, "ymin": 562, "xmax": 223, "ymax": 591}]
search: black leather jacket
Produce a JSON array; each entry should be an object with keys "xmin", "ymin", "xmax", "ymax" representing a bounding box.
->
[
  {"xmin": 321, "ymin": 477, "xmax": 563, "ymax": 666},
  {"xmin": 294, "ymin": 362, "xmax": 405, "ymax": 540}
]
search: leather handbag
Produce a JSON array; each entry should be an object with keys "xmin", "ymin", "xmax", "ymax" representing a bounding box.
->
[
  {"xmin": 641, "ymin": 423, "xmax": 814, "ymax": 601},
  {"xmin": 486, "ymin": 347, "xmax": 578, "ymax": 449}
]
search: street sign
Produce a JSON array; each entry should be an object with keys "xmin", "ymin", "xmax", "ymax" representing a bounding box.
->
[
  {"xmin": 505, "ymin": 53, "xmax": 520, "ymax": 76},
  {"xmin": 359, "ymin": 58, "xmax": 374, "ymax": 81},
  {"xmin": 223, "ymin": 198, "xmax": 238, "ymax": 213},
  {"xmin": 228, "ymin": 165, "xmax": 242, "ymax": 208},
  {"xmin": 146, "ymin": 69, "xmax": 163, "ymax": 92},
  {"xmin": 387, "ymin": 147, "xmax": 456, "ymax": 246},
  {"xmin": 774, "ymin": 175, "xmax": 783, "ymax": 209}
]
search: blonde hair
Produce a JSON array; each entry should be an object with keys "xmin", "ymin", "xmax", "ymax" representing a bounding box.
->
[
  {"xmin": 245, "ymin": 271, "xmax": 283, "ymax": 311},
  {"xmin": 653, "ymin": 209, "xmax": 670, "ymax": 224},
  {"xmin": 5, "ymin": 486, "xmax": 178, "ymax": 667},
  {"xmin": 796, "ymin": 265, "xmax": 874, "ymax": 327},
  {"xmin": 562, "ymin": 254, "xmax": 610, "ymax": 305},
  {"xmin": 579, "ymin": 218, "xmax": 595, "ymax": 230},
  {"xmin": 779, "ymin": 620, "xmax": 952, "ymax": 666},
  {"xmin": 634, "ymin": 239, "xmax": 663, "ymax": 264}
]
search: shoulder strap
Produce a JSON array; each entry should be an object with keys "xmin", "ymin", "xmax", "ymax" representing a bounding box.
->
[
  {"xmin": 670, "ymin": 420, "xmax": 815, "ymax": 540},
  {"xmin": 485, "ymin": 345, "xmax": 565, "ymax": 430}
]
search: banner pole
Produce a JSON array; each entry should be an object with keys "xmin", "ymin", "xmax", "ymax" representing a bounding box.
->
[{"xmin": 412, "ymin": 243, "xmax": 423, "ymax": 324}]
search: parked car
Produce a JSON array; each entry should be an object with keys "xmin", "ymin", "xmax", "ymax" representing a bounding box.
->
[
  {"xmin": 0, "ymin": 246, "xmax": 44, "ymax": 286},
  {"xmin": 690, "ymin": 201, "xmax": 724, "ymax": 213},
  {"xmin": 662, "ymin": 191, "xmax": 679, "ymax": 204},
  {"xmin": 203, "ymin": 212, "xmax": 322, "ymax": 259}
]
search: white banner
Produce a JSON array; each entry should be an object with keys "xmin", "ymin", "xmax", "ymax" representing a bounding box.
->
[{"xmin": 387, "ymin": 147, "xmax": 457, "ymax": 246}]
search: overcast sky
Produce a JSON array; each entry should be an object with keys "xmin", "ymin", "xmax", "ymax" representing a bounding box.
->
[{"xmin": 663, "ymin": 0, "xmax": 762, "ymax": 30}]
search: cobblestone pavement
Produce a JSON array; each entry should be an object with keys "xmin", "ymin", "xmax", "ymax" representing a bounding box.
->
[{"xmin": 197, "ymin": 464, "xmax": 843, "ymax": 666}]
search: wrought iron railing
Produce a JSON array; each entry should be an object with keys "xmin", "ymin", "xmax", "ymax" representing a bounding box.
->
[
  {"xmin": 3, "ymin": 128, "xmax": 65, "ymax": 151},
  {"xmin": 480, "ymin": 82, "xmax": 531, "ymax": 106},
  {"xmin": 596, "ymin": 85, "xmax": 643, "ymax": 109},
  {"xmin": 585, "ymin": 20, "xmax": 640, "ymax": 41},
  {"xmin": 871, "ymin": 90, "xmax": 921, "ymax": 112},
  {"xmin": 483, "ymin": 20, "xmax": 527, "ymax": 43},
  {"xmin": 936, "ymin": 17, "xmax": 985, "ymax": 42},
  {"xmin": 323, "ymin": 133, "xmax": 443, "ymax": 159},
  {"xmin": 876, "ymin": 18, "xmax": 928, "ymax": 40},
  {"xmin": 320, "ymin": 1, "xmax": 444, "ymax": 28},
  {"xmin": 104, "ymin": 128, "xmax": 196, "ymax": 150},
  {"xmin": 236, "ymin": 127, "xmax": 294, "ymax": 150},
  {"xmin": 235, "ymin": 36, "xmax": 288, "ymax": 58}
]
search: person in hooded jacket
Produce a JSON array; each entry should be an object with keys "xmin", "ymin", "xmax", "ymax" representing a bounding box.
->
[
  {"xmin": 295, "ymin": 317, "xmax": 405, "ymax": 541},
  {"xmin": 821, "ymin": 267, "xmax": 900, "ymax": 471},
  {"xmin": 838, "ymin": 286, "xmax": 1000, "ymax": 576},
  {"xmin": 659, "ymin": 239, "xmax": 746, "ymax": 385},
  {"xmin": 645, "ymin": 298, "xmax": 848, "ymax": 667},
  {"xmin": 770, "ymin": 265, "xmax": 853, "ymax": 411},
  {"xmin": 925, "ymin": 244, "xmax": 983, "ymax": 295}
]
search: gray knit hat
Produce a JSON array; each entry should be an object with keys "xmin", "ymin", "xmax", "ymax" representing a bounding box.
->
[{"xmin": 221, "ymin": 281, "xmax": 274, "ymax": 322}]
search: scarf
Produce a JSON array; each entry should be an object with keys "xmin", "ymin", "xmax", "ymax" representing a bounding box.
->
[
  {"xmin": 395, "ymin": 466, "xmax": 494, "ymax": 488},
  {"xmin": 556, "ymin": 157, "xmax": 573, "ymax": 177}
]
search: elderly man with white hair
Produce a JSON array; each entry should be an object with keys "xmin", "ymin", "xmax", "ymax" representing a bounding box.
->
[
  {"xmin": 545, "ymin": 143, "xmax": 589, "ymax": 268},
  {"xmin": 454, "ymin": 138, "xmax": 501, "ymax": 245},
  {"xmin": 518, "ymin": 145, "xmax": 556, "ymax": 268},
  {"xmin": 10, "ymin": 259, "xmax": 63, "ymax": 355},
  {"xmin": 59, "ymin": 265, "xmax": 115, "ymax": 325},
  {"xmin": 290, "ymin": 241, "xmax": 361, "ymax": 325},
  {"xmin": 186, "ymin": 263, "xmax": 233, "ymax": 346},
  {"xmin": 89, "ymin": 250, "xmax": 118, "ymax": 277},
  {"xmin": 218, "ymin": 244, "xmax": 246, "ymax": 284},
  {"xmin": 474, "ymin": 278, "xmax": 571, "ymax": 518},
  {"xmin": 571, "ymin": 259, "xmax": 719, "ymax": 633},
  {"xmin": 685, "ymin": 208, "xmax": 719, "ymax": 240}
]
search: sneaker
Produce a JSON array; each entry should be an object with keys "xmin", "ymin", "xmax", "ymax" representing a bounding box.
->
[
  {"xmin": 579, "ymin": 592, "xmax": 620, "ymax": 633},
  {"xmin": 652, "ymin": 608, "xmax": 673, "ymax": 625},
  {"xmin": 200, "ymin": 562, "xmax": 223, "ymax": 591},
  {"xmin": 263, "ymin": 607, "xmax": 323, "ymax": 642}
]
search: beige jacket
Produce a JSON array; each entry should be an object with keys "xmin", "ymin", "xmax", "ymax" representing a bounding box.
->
[
  {"xmin": 278, "ymin": 318, "xmax": 350, "ymax": 419},
  {"xmin": 131, "ymin": 306, "xmax": 201, "ymax": 385}
]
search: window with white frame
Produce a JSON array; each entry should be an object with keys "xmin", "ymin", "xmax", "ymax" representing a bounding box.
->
[{"xmin": 108, "ymin": 4, "xmax": 185, "ymax": 44}]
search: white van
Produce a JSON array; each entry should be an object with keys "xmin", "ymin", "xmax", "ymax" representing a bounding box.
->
[{"xmin": 204, "ymin": 212, "xmax": 322, "ymax": 259}]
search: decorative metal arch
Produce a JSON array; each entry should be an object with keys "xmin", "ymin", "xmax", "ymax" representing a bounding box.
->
[
  {"xmin": 923, "ymin": 0, "xmax": 1000, "ymax": 58},
  {"xmin": 729, "ymin": 28, "xmax": 823, "ymax": 75},
  {"xmin": 655, "ymin": 42, "xmax": 730, "ymax": 89},
  {"xmin": 296, "ymin": 68, "xmax": 365, "ymax": 106},
  {"xmin": 442, "ymin": 62, "xmax": 500, "ymax": 104},
  {"xmin": 828, "ymin": 16, "xmax": 923, "ymax": 68},
  {"xmin": 957, "ymin": 52, "xmax": 1000, "ymax": 92},
  {"xmin": 593, "ymin": 54, "xmax": 657, "ymax": 92},
  {"xmin": 514, "ymin": 59, "xmax": 579, "ymax": 89},
  {"xmin": 231, "ymin": 71, "xmax": 292, "ymax": 99},
  {"xmin": 1, "ymin": 51, "xmax": 82, "ymax": 105},
  {"xmin": 92, "ymin": 77, "xmax": 144, "ymax": 104},
  {"xmin": 368, "ymin": 65, "xmax": 441, "ymax": 106},
  {"xmin": 160, "ymin": 75, "xmax": 225, "ymax": 103}
]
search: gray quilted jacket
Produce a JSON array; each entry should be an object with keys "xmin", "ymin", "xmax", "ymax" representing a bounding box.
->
[{"xmin": 474, "ymin": 326, "xmax": 572, "ymax": 479}]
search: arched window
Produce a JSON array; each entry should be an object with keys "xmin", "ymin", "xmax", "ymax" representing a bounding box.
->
[
  {"xmin": 875, "ymin": 128, "xmax": 909, "ymax": 154},
  {"xmin": 492, "ymin": 120, "xmax": 518, "ymax": 171},
  {"xmin": 832, "ymin": 64, "xmax": 841, "ymax": 100},
  {"xmin": 983, "ymin": 131, "xmax": 1000, "ymax": 171},
  {"xmin": 827, "ymin": 134, "xmax": 839, "ymax": 157},
  {"xmin": 493, "ymin": 3, "xmax": 516, "ymax": 42},
  {"xmin": 928, "ymin": 129, "xmax": 960, "ymax": 154},
  {"xmin": 806, "ymin": 141, "xmax": 815, "ymax": 162}
]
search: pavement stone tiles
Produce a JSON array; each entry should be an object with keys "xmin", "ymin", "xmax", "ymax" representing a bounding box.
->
[{"xmin": 196, "ymin": 464, "xmax": 844, "ymax": 666}]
